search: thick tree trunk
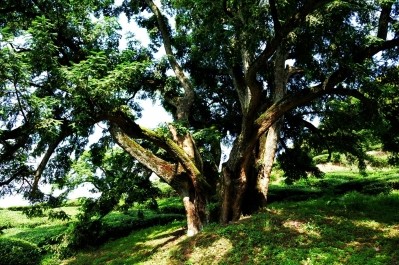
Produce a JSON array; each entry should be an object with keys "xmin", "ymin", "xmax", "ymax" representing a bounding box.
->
[
  {"xmin": 170, "ymin": 172, "xmax": 208, "ymax": 236},
  {"xmin": 220, "ymin": 46, "xmax": 289, "ymax": 223},
  {"xmin": 220, "ymin": 145, "xmax": 252, "ymax": 223},
  {"xmin": 110, "ymin": 123, "xmax": 208, "ymax": 236},
  {"xmin": 181, "ymin": 191, "xmax": 207, "ymax": 236},
  {"xmin": 255, "ymin": 47, "xmax": 286, "ymax": 205},
  {"xmin": 256, "ymin": 120, "xmax": 282, "ymax": 206}
]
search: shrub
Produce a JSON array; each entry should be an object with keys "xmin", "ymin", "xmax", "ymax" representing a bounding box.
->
[
  {"xmin": 57, "ymin": 213, "xmax": 185, "ymax": 258},
  {"xmin": 366, "ymin": 155, "xmax": 389, "ymax": 168},
  {"xmin": 278, "ymin": 147, "xmax": 323, "ymax": 184},
  {"xmin": 313, "ymin": 154, "xmax": 330, "ymax": 164},
  {"xmin": 156, "ymin": 181, "xmax": 178, "ymax": 198},
  {"xmin": 6, "ymin": 205, "xmax": 32, "ymax": 211},
  {"xmin": 62, "ymin": 199, "xmax": 82, "ymax": 207},
  {"xmin": 159, "ymin": 205, "xmax": 185, "ymax": 215},
  {"xmin": 0, "ymin": 238, "xmax": 42, "ymax": 265}
]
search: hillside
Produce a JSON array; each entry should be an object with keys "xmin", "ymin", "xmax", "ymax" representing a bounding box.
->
[
  {"xmin": 1, "ymin": 169, "xmax": 399, "ymax": 265},
  {"xmin": 63, "ymin": 170, "xmax": 399, "ymax": 265}
]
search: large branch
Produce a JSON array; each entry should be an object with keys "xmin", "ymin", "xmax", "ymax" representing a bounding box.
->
[
  {"xmin": 0, "ymin": 125, "xmax": 32, "ymax": 162},
  {"xmin": 356, "ymin": 37, "xmax": 399, "ymax": 61},
  {"xmin": 144, "ymin": 0, "xmax": 194, "ymax": 120},
  {"xmin": 377, "ymin": 1, "xmax": 394, "ymax": 40},
  {"xmin": 255, "ymin": 61, "xmax": 386, "ymax": 139},
  {"xmin": 110, "ymin": 125, "xmax": 177, "ymax": 184},
  {"xmin": 269, "ymin": 0, "xmax": 281, "ymax": 33},
  {"xmin": 0, "ymin": 166, "xmax": 30, "ymax": 187},
  {"xmin": 31, "ymin": 121, "xmax": 73, "ymax": 193},
  {"xmin": 247, "ymin": 0, "xmax": 333, "ymax": 80},
  {"xmin": 106, "ymin": 111, "xmax": 208, "ymax": 188}
]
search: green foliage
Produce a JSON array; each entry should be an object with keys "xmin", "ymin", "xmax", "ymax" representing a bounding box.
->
[
  {"xmin": 67, "ymin": 145, "xmax": 161, "ymax": 220},
  {"xmin": 0, "ymin": 238, "xmax": 42, "ymax": 265},
  {"xmin": 61, "ymin": 219, "xmax": 105, "ymax": 253},
  {"xmin": 0, "ymin": 196, "xmax": 185, "ymax": 261},
  {"xmin": 277, "ymin": 147, "xmax": 323, "ymax": 184},
  {"xmin": 155, "ymin": 180, "xmax": 178, "ymax": 198},
  {"xmin": 313, "ymin": 154, "xmax": 330, "ymax": 164}
]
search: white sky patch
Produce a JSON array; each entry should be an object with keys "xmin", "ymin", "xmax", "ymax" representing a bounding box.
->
[
  {"xmin": 0, "ymin": 195, "xmax": 30, "ymax": 207},
  {"xmin": 136, "ymin": 98, "xmax": 173, "ymax": 128},
  {"xmin": 285, "ymin": 59, "xmax": 295, "ymax": 67},
  {"xmin": 118, "ymin": 11, "xmax": 151, "ymax": 50}
]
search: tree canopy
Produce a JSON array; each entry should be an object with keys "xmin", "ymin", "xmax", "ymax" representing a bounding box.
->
[{"xmin": 1, "ymin": 0, "xmax": 399, "ymax": 236}]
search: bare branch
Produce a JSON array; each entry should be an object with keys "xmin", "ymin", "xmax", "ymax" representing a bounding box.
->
[
  {"xmin": 31, "ymin": 122, "xmax": 72, "ymax": 193},
  {"xmin": 0, "ymin": 166, "xmax": 30, "ymax": 187},
  {"xmin": 357, "ymin": 37, "xmax": 399, "ymax": 60},
  {"xmin": 13, "ymin": 83, "xmax": 28, "ymax": 123}
]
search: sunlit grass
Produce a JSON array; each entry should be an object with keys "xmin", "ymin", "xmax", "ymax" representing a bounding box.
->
[
  {"xmin": 1, "ymin": 170, "xmax": 398, "ymax": 264},
  {"xmin": 62, "ymin": 221, "xmax": 186, "ymax": 265},
  {"xmin": 59, "ymin": 190, "xmax": 399, "ymax": 264}
]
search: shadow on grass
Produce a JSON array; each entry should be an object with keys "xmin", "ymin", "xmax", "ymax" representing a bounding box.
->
[
  {"xmin": 63, "ymin": 221, "xmax": 187, "ymax": 265},
  {"xmin": 60, "ymin": 192, "xmax": 399, "ymax": 264},
  {"xmin": 61, "ymin": 172, "xmax": 399, "ymax": 264},
  {"xmin": 168, "ymin": 191, "xmax": 399, "ymax": 265}
]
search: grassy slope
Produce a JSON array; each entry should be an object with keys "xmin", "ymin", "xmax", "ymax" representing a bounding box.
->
[
  {"xmin": 64, "ymin": 170, "xmax": 399, "ymax": 265},
  {"xmin": 1, "ymin": 169, "xmax": 398, "ymax": 264}
]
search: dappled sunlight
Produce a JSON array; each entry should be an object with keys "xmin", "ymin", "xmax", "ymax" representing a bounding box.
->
[
  {"xmin": 51, "ymin": 179, "xmax": 399, "ymax": 264},
  {"xmin": 352, "ymin": 220, "xmax": 383, "ymax": 231},
  {"xmin": 384, "ymin": 225, "xmax": 399, "ymax": 238},
  {"xmin": 282, "ymin": 220, "xmax": 321, "ymax": 238},
  {"xmin": 184, "ymin": 237, "xmax": 233, "ymax": 265},
  {"xmin": 63, "ymin": 223, "xmax": 187, "ymax": 265}
]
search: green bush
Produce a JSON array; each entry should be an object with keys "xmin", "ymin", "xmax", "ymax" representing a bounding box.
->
[
  {"xmin": 0, "ymin": 238, "xmax": 42, "ymax": 265},
  {"xmin": 156, "ymin": 181, "xmax": 178, "ymax": 198},
  {"xmin": 366, "ymin": 154, "xmax": 389, "ymax": 168},
  {"xmin": 62, "ymin": 199, "xmax": 82, "ymax": 207},
  {"xmin": 6, "ymin": 205, "xmax": 32, "ymax": 211},
  {"xmin": 313, "ymin": 154, "xmax": 330, "ymax": 164},
  {"xmin": 159, "ymin": 205, "xmax": 185, "ymax": 215},
  {"xmin": 361, "ymin": 182, "xmax": 392, "ymax": 195}
]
